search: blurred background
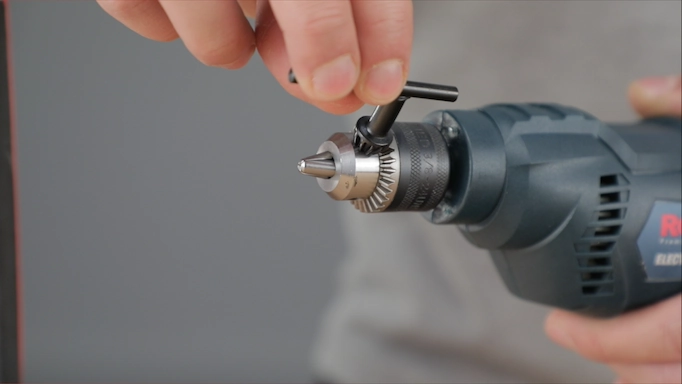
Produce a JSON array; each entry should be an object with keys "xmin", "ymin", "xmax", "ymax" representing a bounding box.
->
[
  {"xmin": 11, "ymin": 1, "xmax": 682, "ymax": 383},
  {"xmin": 13, "ymin": 1, "xmax": 345, "ymax": 382}
]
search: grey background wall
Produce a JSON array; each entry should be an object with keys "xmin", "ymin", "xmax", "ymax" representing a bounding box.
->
[{"xmin": 12, "ymin": 2, "xmax": 346, "ymax": 382}]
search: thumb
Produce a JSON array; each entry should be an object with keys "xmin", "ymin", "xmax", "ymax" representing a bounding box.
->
[{"xmin": 628, "ymin": 75, "xmax": 682, "ymax": 118}]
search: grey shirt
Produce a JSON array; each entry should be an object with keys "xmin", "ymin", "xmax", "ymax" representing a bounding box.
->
[{"xmin": 312, "ymin": 1, "xmax": 682, "ymax": 383}]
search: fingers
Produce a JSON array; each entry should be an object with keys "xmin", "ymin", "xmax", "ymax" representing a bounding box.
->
[
  {"xmin": 628, "ymin": 75, "xmax": 682, "ymax": 118},
  {"xmin": 545, "ymin": 295, "xmax": 682, "ymax": 364},
  {"xmin": 268, "ymin": 0, "xmax": 413, "ymax": 106},
  {"xmin": 351, "ymin": 0, "xmax": 412, "ymax": 105},
  {"xmin": 159, "ymin": 0, "xmax": 255, "ymax": 69},
  {"xmin": 100, "ymin": 0, "xmax": 400, "ymax": 112},
  {"xmin": 97, "ymin": 0, "xmax": 178, "ymax": 42},
  {"xmin": 612, "ymin": 363, "xmax": 682, "ymax": 384},
  {"xmin": 99, "ymin": 0, "xmax": 255, "ymax": 68},
  {"xmin": 270, "ymin": 0, "xmax": 361, "ymax": 102},
  {"xmin": 256, "ymin": 1, "xmax": 363, "ymax": 115},
  {"xmin": 237, "ymin": 0, "xmax": 257, "ymax": 19}
]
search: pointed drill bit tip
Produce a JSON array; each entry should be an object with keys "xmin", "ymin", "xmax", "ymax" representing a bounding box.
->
[{"xmin": 297, "ymin": 152, "xmax": 336, "ymax": 178}]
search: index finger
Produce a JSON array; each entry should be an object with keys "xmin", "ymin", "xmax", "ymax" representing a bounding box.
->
[
  {"xmin": 255, "ymin": 0, "xmax": 363, "ymax": 115},
  {"xmin": 545, "ymin": 295, "xmax": 682, "ymax": 364},
  {"xmin": 269, "ymin": 0, "xmax": 361, "ymax": 102}
]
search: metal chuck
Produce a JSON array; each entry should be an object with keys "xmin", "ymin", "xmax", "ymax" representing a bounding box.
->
[
  {"xmin": 298, "ymin": 122, "xmax": 451, "ymax": 213},
  {"xmin": 292, "ymin": 72, "xmax": 458, "ymax": 213}
]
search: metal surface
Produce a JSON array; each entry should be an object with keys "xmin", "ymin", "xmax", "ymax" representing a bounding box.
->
[
  {"xmin": 387, "ymin": 123, "xmax": 450, "ymax": 212},
  {"xmin": 298, "ymin": 133, "xmax": 401, "ymax": 212},
  {"xmin": 366, "ymin": 97, "xmax": 407, "ymax": 138},
  {"xmin": 402, "ymin": 81, "xmax": 459, "ymax": 101},
  {"xmin": 297, "ymin": 80, "xmax": 457, "ymax": 213},
  {"xmin": 351, "ymin": 138, "xmax": 400, "ymax": 213},
  {"xmin": 312, "ymin": 133, "xmax": 380, "ymax": 201},
  {"xmin": 356, "ymin": 81, "xmax": 459, "ymax": 150},
  {"xmin": 298, "ymin": 121, "xmax": 454, "ymax": 213},
  {"xmin": 298, "ymin": 152, "xmax": 336, "ymax": 178},
  {"xmin": 353, "ymin": 115, "xmax": 394, "ymax": 156},
  {"xmin": 288, "ymin": 69, "xmax": 297, "ymax": 84}
]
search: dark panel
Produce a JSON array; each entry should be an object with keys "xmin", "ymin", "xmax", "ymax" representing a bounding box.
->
[{"xmin": 0, "ymin": 1, "xmax": 20, "ymax": 382}]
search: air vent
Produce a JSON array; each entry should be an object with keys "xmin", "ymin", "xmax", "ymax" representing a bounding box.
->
[
  {"xmin": 589, "ymin": 242, "xmax": 614, "ymax": 252},
  {"xmin": 582, "ymin": 284, "xmax": 614, "ymax": 295},
  {"xmin": 575, "ymin": 174, "xmax": 629, "ymax": 296},
  {"xmin": 600, "ymin": 174, "xmax": 628, "ymax": 187},
  {"xmin": 581, "ymin": 271, "xmax": 613, "ymax": 281},
  {"xmin": 578, "ymin": 257, "xmax": 611, "ymax": 267},
  {"xmin": 598, "ymin": 209, "xmax": 622, "ymax": 221},
  {"xmin": 600, "ymin": 192, "xmax": 620, "ymax": 204},
  {"xmin": 594, "ymin": 225, "xmax": 621, "ymax": 236}
]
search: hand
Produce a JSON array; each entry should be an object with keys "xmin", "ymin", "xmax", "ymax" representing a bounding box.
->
[
  {"xmin": 97, "ymin": 0, "xmax": 413, "ymax": 115},
  {"xmin": 545, "ymin": 74, "xmax": 682, "ymax": 384},
  {"xmin": 628, "ymin": 75, "xmax": 682, "ymax": 118},
  {"xmin": 546, "ymin": 295, "xmax": 681, "ymax": 384}
]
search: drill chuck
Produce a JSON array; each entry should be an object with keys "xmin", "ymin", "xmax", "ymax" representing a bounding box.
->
[
  {"xmin": 297, "ymin": 121, "xmax": 450, "ymax": 213},
  {"xmin": 297, "ymin": 79, "xmax": 458, "ymax": 213}
]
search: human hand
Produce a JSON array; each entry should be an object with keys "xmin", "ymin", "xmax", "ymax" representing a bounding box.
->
[
  {"xmin": 545, "ymin": 74, "xmax": 682, "ymax": 384},
  {"xmin": 546, "ymin": 75, "xmax": 682, "ymax": 384},
  {"xmin": 97, "ymin": 0, "xmax": 413, "ymax": 114},
  {"xmin": 546, "ymin": 294, "xmax": 681, "ymax": 384}
]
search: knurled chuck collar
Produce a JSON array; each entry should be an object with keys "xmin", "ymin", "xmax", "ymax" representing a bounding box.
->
[{"xmin": 298, "ymin": 122, "xmax": 451, "ymax": 213}]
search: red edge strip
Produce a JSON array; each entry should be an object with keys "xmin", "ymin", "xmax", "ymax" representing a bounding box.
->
[{"xmin": 3, "ymin": 0, "xmax": 24, "ymax": 381}]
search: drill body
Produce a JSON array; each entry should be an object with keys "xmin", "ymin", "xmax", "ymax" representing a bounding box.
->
[
  {"xmin": 297, "ymin": 82, "xmax": 681, "ymax": 316},
  {"xmin": 422, "ymin": 104, "xmax": 681, "ymax": 316}
]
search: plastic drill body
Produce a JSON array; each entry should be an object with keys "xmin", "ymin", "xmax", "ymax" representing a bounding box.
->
[{"xmin": 297, "ymin": 82, "xmax": 682, "ymax": 316}]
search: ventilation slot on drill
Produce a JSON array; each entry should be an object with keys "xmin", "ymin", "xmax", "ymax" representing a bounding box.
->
[
  {"xmin": 581, "ymin": 285, "xmax": 614, "ymax": 295},
  {"xmin": 574, "ymin": 174, "xmax": 629, "ymax": 297},
  {"xmin": 598, "ymin": 209, "xmax": 622, "ymax": 221},
  {"xmin": 594, "ymin": 225, "xmax": 620, "ymax": 236},
  {"xmin": 581, "ymin": 271, "xmax": 613, "ymax": 281},
  {"xmin": 600, "ymin": 175, "xmax": 618, "ymax": 187},
  {"xmin": 599, "ymin": 192, "xmax": 619, "ymax": 204},
  {"xmin": 578, "ymin": 257, "xmax": 611, "ymax": 267},
  {"xmin": 590, "ymin": 241, "xmax": 614, "ymax": 251}
]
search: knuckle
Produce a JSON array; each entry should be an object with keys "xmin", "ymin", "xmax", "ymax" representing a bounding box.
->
[
  {"xmin": 356, "ymin": 1, "xmax": 411, "ymax": 41},
  {"xmin": 372, "ymin": 7, "xmax": 409, "ymax": 32},
  {"xmin": 369, "ymin": 17, "xmax": 407, "ymax": 43},
  {"xmin": 296, "ymin": 5, "xmax": 349, "ymax": 35}
]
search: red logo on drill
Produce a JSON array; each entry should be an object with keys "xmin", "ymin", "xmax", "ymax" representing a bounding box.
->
[{"xmin": 660, "ymin": 214, "xmax": 682, "ymax": 237}]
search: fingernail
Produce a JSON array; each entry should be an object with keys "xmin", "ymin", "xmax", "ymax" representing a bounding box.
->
[
  {"xmin": 219, "ymin": 44, "xmax": 256, "ymax": 70},
  {"xmin": 635, "ymin": 76, "xmax": 680, "ymax": 98},
  {"xmin": 363, "ymin": 59, "xmax": 405, "ymax": 103},
  {"xmin": 311, "ymin": 54, "xmax": 358, "ymax": 100}
]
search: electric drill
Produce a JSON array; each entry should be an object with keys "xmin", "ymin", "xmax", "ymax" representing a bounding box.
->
[{"xmin": 295, "ymin": 79, "xmax": 682, "ymax": 317}]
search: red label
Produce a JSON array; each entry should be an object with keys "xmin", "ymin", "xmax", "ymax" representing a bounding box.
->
[{"xmin": 660, "ymin": 214, "xmax": 682, "ymax": 238}]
